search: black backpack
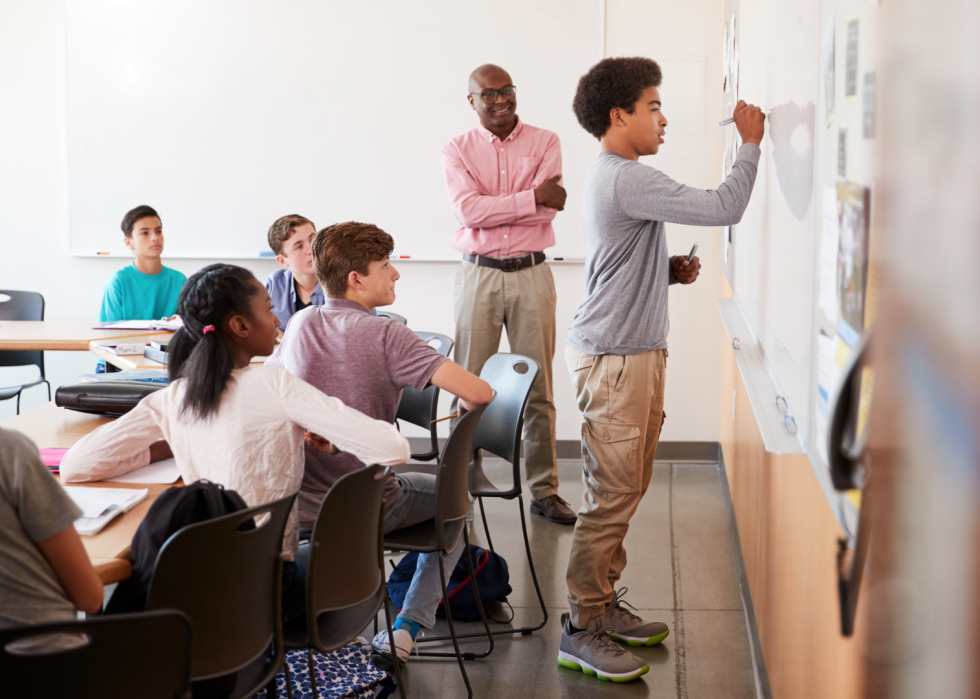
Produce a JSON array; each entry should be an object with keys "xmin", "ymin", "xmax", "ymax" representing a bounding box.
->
[
  {"xmin": 104, "ymin": 479, "xmax": 251, "ymax": 614},
  {"xmin": 387, "ymin": 545, "xmax": 512, "ymax": 622}
]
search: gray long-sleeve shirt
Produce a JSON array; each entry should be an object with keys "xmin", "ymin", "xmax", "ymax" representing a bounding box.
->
[{"xmin": 566, "ymin": 144, "xmax": 761, "ymax": 356}]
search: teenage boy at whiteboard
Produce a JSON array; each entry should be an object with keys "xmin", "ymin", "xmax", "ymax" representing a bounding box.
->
[
  {"xmin": 441, "ymin": 64, "xmax": 576, "ymax": 526},
  {"xmin": 558, "ymin": 57, "xmax": 764, "ymax": 682}
]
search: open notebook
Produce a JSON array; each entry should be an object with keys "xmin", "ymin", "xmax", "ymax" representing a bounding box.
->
[{"xmin": 64, "ymin": 487, "xmax": 148, "ymax": 536}]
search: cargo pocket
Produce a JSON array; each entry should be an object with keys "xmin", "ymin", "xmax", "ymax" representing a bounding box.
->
[{"xmin": 581, "ymin": 417, "xmax": 641, "ymax": 493}]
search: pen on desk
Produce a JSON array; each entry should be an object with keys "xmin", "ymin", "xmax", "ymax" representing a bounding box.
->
[{"xmin": 431, "ymin": 413, "xmax": 458, "ymax": 424}]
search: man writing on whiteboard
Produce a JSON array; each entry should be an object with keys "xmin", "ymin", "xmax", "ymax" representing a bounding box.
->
[
  {"xmin": 558, "ymin": 57, "xmax": 764, "ymax": 682},
  {"xmin": 441, "ymin": 64, "xmax": 575, "ymax": 525}
]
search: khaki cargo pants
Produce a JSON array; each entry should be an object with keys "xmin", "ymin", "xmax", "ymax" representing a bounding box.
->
[
  {"xmin": 564, "ymin": 344, "xmax": 667, "ymax": 627},
  {"xmin": 454, "ymin": 260, "xmax": 559, "ymax": 500}
]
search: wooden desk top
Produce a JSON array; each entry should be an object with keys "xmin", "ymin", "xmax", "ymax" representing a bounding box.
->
[
  {"xmin": 2, "ymin": 402, "xmax": 177, "ymax": 584},
  {"xmin": 0, "ymin": 321, "xmax": 173, "ymax": 351}
]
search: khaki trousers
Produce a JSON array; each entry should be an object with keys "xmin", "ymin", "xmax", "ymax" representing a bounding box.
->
[
  {"xmin": 564, "ymin": 345, "xmax": 668, "ymax": 628},
  {"xmin": 453, "ymin": 260, "xmax": 559, "ymax": 500}
]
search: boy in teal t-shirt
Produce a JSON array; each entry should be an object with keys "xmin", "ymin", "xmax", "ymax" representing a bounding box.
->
[{"xmin": 100, "ymin": 205, "xmax": 186, "ymax": 322}]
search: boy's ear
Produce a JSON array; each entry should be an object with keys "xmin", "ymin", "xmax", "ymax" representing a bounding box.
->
[
  {"xmin": 346, "ymin": 270, "xmax": 362, "ymax": 292},
  {"xmin": 609, "ymin": 107, "xmax": 627, "ymax": 129},
  {"xmin": 275, "ymin": 254, "xmax": 289, "ymax": 268},
  {"xmin": 123, "ymin": 236, "xmax": 135, "ymax": 252}
]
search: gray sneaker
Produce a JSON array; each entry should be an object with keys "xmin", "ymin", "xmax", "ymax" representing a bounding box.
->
[
  {"xmin": 604, "ymin": 587, "xmax": 670, "ymax": 647},
  {"xmin": 558, "ymin": 613, "xmax": 650, "ymax": 682}
]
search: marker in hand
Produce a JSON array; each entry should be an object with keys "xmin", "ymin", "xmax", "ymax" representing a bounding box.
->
[{"xmin": 687, "ymin": 243, "xmax": 699, "ymax": 262}]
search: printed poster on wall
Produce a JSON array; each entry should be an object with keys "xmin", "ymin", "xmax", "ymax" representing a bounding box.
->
[{"xmin": 837, "ymin": 182, "xmax": 871, "ymax": 339}]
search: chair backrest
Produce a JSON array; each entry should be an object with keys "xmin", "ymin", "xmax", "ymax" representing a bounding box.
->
[
  {"xmin": 473, "ymin": 354, "xmax": 540, "ymax": 467},
  {"xmin": 376, "ymin": 311, "xmax": 407, "ymax": 325},
  {"xmin": 395, "ymin": 333, "xmax": 454, "ymax": 459},
  {"xmin": 147, "ymin": 493, "xmax": 295, "ymax": 681},
  {"xmin": 434, "ymin": 402, "xmax": 490, "ymax": 549},
  {"xmin": 0, "ymin": 290, "xmax": 45, "ymax": 374},
  {"xmin": 0, "ymin": 610, "xmax": 192, "ymax": 699},
  {"xmin": 306, "ymin": 465, "xmax": 388, "ymax": 639}
]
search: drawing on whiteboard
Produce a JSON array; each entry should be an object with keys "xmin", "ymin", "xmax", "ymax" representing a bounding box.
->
[
  {"xmin": 769, "ymin": 101, "xmax": 815, "ymax": 220},
  {"xmin": 837, "ymin": 182, "xmax": 871, "ymax": 336},
  {"xmin": 845, "ymin": 18, "xmax": 859, "ymax": 98},
  {"xmin": 824, "ymin": 16, "xmax": 835, "ymax": 126}
]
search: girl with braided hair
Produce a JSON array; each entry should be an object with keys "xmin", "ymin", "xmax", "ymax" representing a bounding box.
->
[{"xmin": 62, "ymin": 263, "xmax": 411, "ymax": 620}]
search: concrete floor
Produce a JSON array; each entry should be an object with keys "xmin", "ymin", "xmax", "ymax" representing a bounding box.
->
[{"xmin": 375, "ymin": 459, "xmax": 758, "ymax": 699}]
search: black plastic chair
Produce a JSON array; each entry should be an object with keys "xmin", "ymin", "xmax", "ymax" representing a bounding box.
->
[
  {"xmin": 396, "ymin": 332, "xmax": 454, "ymax": 461},
  {"xmin": 383, "ymin": 403, "xmax": 494, "ymax": 699},
  {"xmin": 147, "ymin": 494, "xmax": 296, "ymax": 699},
  {"xmin": 467, "ymin": 353, "xmax": 548, "ymax": 637},
  {"xmin": 283, "ymin": 464, "xmax": 403, "ymax": 699},
  {"xmin": 376, "ymin": 311, "xmax": 408, "ymax": 325},
  {"xmin": 0, "ymin": 610, "xmax": 193, "ymax": 699},
  {"xmin": 0, "ymin": 290, "xmax": 51, "ymax": 413}
]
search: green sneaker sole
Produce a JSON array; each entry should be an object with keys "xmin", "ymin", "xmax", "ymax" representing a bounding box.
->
[
  {"xmin": 557, "ymin": 656, "xmax": 650, "ymax": 682},
  {"xmin": 609, "ymin": 628, "xmax": 670, "ymax": 647}
]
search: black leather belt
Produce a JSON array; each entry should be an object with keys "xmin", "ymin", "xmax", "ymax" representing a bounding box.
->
[{"xmin": 463, "ymin": 251, "xmax": 546, "ymax": 272}]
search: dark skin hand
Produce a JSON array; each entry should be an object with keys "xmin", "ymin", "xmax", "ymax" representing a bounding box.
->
[
  {"xmin": 671, "ymin": 255, "xmax": 701, "ymax": 284},
  {"xmin": 468, "ymin": 64, "xmax": 566, "ymax": 210}
]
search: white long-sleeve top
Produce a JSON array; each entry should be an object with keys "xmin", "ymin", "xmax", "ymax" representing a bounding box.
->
[{"xmin": 61, "ymin": 365, "xmax": 411, "ymax": 559}]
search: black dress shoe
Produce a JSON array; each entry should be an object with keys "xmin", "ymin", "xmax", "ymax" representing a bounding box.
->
[{"xmin": 530, "ymin": 494, "xmax": 577, "ymax": 525}]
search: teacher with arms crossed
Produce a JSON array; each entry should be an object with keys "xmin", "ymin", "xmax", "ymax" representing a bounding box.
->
[{"xmin": 441, "ymin": 64, "xmax": 575, "ymax": 525}]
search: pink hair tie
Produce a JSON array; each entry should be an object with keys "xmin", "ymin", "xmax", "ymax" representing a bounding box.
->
[{"xmin": 202, "ymin": 325, "xmax": 216, "ymax": 335}]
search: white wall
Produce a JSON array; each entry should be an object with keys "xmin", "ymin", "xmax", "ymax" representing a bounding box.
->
[{"xmin": 0, "ymin": 0, "xmax": 724, "ymax": 444}]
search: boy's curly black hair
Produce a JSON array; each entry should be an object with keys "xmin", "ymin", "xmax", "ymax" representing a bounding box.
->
[{"xmin": 572, "ymin": 57, "xmax": 663, "ymax": 140}]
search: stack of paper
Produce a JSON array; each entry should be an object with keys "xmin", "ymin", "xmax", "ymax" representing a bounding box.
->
[
  {"xmin": 93, "ymin": 318, "xmax": 183, "ymax": 331},
  {"xmin": 106, "ymin": 458, "xmax": 181, "ymax": 485},
  {"xmin": 64, "ymin": 486, "xmax": 148, "ymax": 536},
  {"xmin": 78, "ymin": 370, "xmax": 170, "ymax": 384}
]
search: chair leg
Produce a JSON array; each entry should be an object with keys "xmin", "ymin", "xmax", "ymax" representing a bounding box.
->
[
  {"xmin": 16, "ymin": 391, "xmax": 20, "ymax": 415},
  {"xmin": 44, "ymin": 380, "xmax": 51, "ymax": 401},
  {"xmin": 463, "ymin": 529, "xmax": 495, "ymax": 658},
  {"xmin": 284, "ymin": 660, "xmax": 294, "ymax": 699},
  {"xmin": 308, "ymin": 647, "xmax": 318, "ymax": 699},
  {"xmin": 439, "ymin": 556, "xmax": 473, "ymax": 699},
  {"xmin": 477, "ymin": 497, "xmax": 494, "ymax": 551},
  {"xmin": 382, "ymin": 589, "xmax": 405, "ymax": 698},
  {"xmin": 517, "ymin": 495, "xmax": 548, "ymax": 634}
]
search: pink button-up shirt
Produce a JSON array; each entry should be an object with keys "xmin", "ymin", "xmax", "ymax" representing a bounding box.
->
[{"xmin": 441, "ymin": 117, "xmax": 562, "ymax": 258}]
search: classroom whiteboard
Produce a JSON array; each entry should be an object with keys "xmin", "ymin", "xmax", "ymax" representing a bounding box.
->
[
  {"xmin": 65, "ymin": 0, "xmax": 603, "ymax": 260},
  {"xmin": 722, "ymin": 0, "xmax": 820, "ymax": 443}
]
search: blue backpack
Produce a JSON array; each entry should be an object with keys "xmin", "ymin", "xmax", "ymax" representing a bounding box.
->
[{"xmin": 387, "ymin": 545, "xmax": 512, "ymax": 622}]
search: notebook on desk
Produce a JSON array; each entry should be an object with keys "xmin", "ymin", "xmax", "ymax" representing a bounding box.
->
[{"xmin": 64, "ymin": 486, "xmax": 148, "ymax": 535}]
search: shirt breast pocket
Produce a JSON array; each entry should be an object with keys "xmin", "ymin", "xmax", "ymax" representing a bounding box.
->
[{"xmin": 516, "ymin": 155, "xmax": 544, "ymax": 189}]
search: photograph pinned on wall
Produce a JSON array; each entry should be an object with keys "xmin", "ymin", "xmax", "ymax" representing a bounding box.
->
[
  {"xmin": 863, "ymin": 72, "xmax": 877, "ymax": 138},
  {"xmin": 836, "ymin": 182, "xmax": 871, "ymax": 337},
  {"xmin": 845, "ymin": 18, "xmax": 859, "ymax": 98},
  {"xmin": 824, "ymin": 16, "xmax": 835, "ymax": 126},
  {"xmin": 838, "ymin": 128, "xmax": 847, "ymax": 177}
]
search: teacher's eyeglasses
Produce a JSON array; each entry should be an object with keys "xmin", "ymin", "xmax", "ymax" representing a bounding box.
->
[{"xmin": 471, "ymin": 86, "xmax": 517, "ymax": 104}]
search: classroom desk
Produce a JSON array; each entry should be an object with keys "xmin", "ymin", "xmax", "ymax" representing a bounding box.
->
[
  {"xmin": 0, "ymin": 321, "xmax": 172, "ymax": 351},
  {"xmin": 1, "ymin": 401, "xmax": 177, "ymax": 585},
  {"xmin": 90, "ymin": 336, "xmax": 269, "ymax": 372}
]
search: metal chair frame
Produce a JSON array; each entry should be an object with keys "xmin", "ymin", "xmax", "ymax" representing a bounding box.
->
[
  {"xmin": 383, "ymin": 404, "xmax": 494, "ymax": 699},
  {"xmin": 0, "ymin": 290, "xmax": 51, "ymax": 414},
  {"xmin": 395, "ymin": 332, "xmax": 454, "ymax": 461}
]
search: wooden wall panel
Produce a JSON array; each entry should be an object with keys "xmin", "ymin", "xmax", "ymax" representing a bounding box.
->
[{"xmin": 719, "ymin": 281, "xmax": 867, "ymax": 698}]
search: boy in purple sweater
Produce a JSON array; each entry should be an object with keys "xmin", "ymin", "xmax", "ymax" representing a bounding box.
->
[{"xmin": 267, "ymin": 221, "xmax": 492, "ymax": 663}]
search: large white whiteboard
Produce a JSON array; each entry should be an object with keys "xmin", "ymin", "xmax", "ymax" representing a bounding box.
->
[{"xmin": 66, "ymin": 0, "xmax": 602, "ymax": 260}]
